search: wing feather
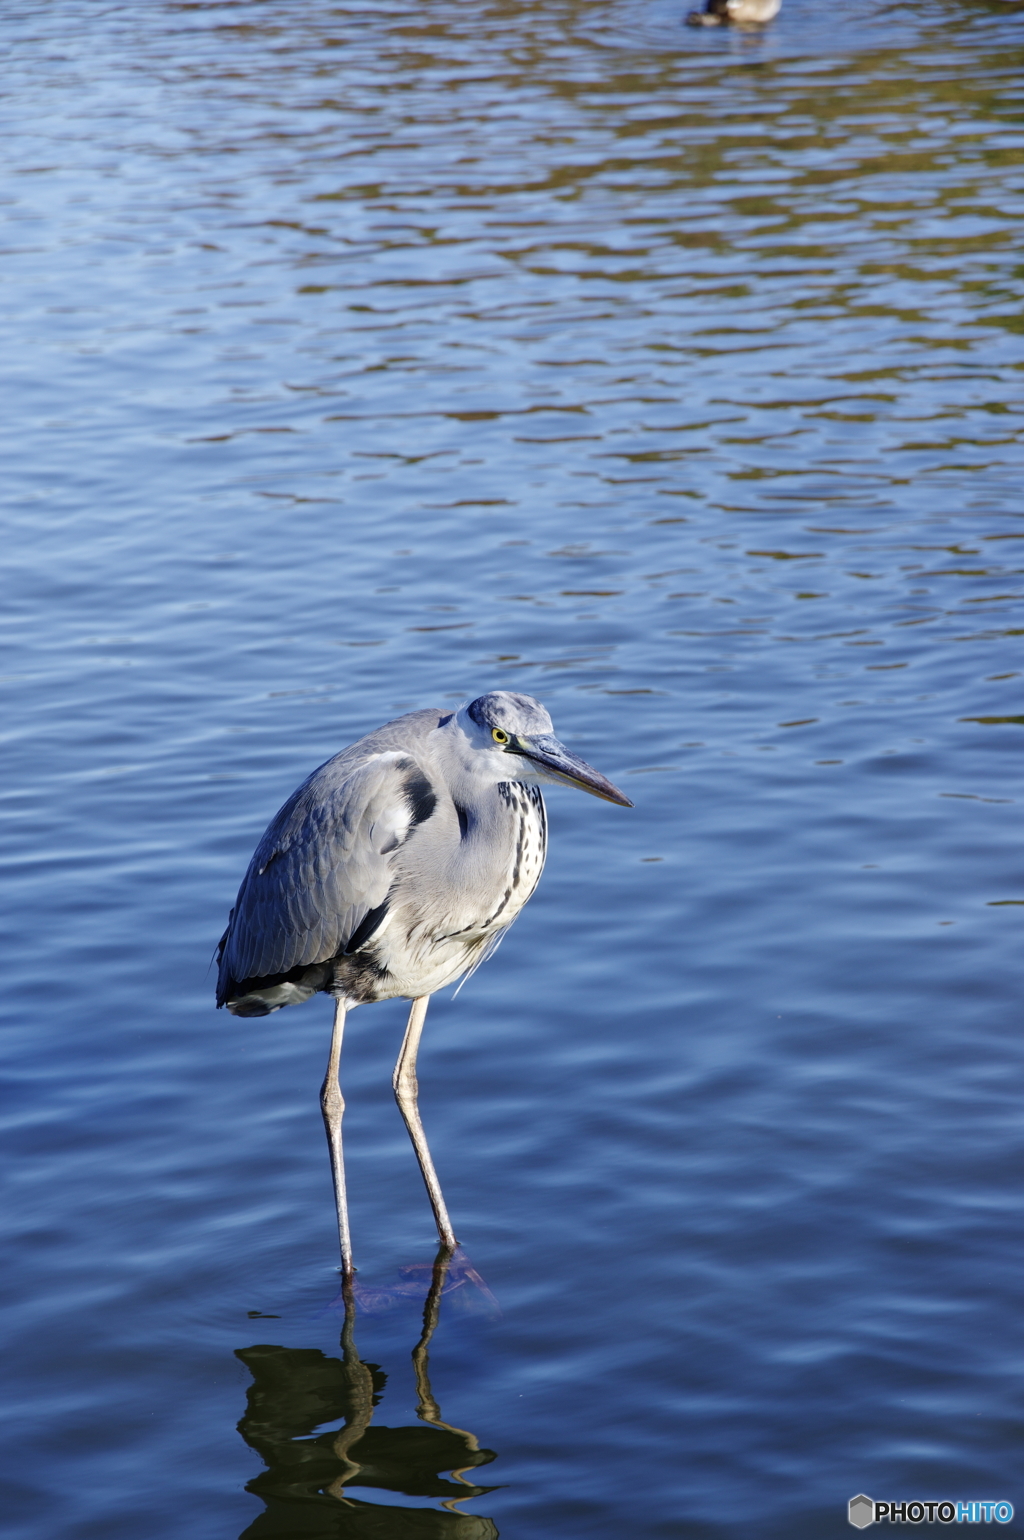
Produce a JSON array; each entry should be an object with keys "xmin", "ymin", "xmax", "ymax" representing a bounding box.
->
[{"xmin": 220, "ymin": 750, "xmax": 425, "ymax": 990}]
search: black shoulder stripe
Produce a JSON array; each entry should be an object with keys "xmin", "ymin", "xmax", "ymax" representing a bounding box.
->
[
  {"xmin": 404, "ymin": 768, "xmax": 437, "ymax": 827},
  {"xmin": 344, "ymin": 897, "xmax": 390, "ymax": 956}
]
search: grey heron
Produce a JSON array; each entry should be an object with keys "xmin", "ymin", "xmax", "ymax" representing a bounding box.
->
[{"xmin": 216, "ymin": 691, "xmax": 632, "ymax": 1275}]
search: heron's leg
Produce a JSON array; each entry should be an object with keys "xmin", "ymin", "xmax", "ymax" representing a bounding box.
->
[
  {"xmin": 321, "ymin": 997, "xmax": 354, "ymax": 1276},
  {"xmin": 393, "ymin": 996, "xmax": 458, "ymax": 1251}
]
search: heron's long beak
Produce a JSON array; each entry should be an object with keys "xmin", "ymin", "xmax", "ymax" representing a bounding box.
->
[{"xmin": 507, "ymin": 733, "xmax": 634, "ymax": 807}]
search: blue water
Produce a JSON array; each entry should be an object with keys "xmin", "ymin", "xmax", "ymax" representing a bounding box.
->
[{"xmin": 3, "ymin": 1, "xmax": 1024, "ymax": 1535}]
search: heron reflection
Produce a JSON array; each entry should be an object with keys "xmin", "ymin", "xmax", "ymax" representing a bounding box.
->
[{"xmin": 236, "ymin": 1251, "xmax": 499, "ymax": 1539}]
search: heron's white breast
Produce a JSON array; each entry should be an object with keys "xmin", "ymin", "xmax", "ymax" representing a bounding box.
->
[{"xmin": 375, "ymin": 780, "xmax": 548, "ymax": 997}]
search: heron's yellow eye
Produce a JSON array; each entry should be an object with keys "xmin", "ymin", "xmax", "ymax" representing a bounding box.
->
[{"xmin": 492, "ymin": 728, "xmax": 510, "ymax": 745}]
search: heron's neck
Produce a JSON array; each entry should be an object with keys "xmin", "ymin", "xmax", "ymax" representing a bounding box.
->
[{"xmin": 428, "ymin": 724, "xmax": 532, "ymax": 809}]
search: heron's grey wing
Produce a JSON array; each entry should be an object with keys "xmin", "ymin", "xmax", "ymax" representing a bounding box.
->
[{"xmin": 220, "ymin": 749, "xmax": 437, "ymax": 989}]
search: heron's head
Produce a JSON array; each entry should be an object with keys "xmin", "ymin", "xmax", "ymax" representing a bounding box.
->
[{"xmin": 450, "ymin": 691, "xmax": 633, "ymax": 807}]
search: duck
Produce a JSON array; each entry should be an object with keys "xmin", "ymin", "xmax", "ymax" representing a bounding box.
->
[{"xmin": 686, "ymin": 0, "xmax": 780, "ymax": 26}]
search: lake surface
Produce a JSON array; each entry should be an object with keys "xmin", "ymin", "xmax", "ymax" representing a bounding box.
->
[{"xmin": 3, "ymin": 1, "xmax": 1024, "ymax": 1535}]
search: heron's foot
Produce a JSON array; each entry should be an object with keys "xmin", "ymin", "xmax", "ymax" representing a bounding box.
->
[
  {"xmin": 401, "ymin": 1249, "xmax": 501, "ymax": 1319},
  {"xmin": 323, "ymin": 1249, "xmax": 499, "ymax": 1318}
]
